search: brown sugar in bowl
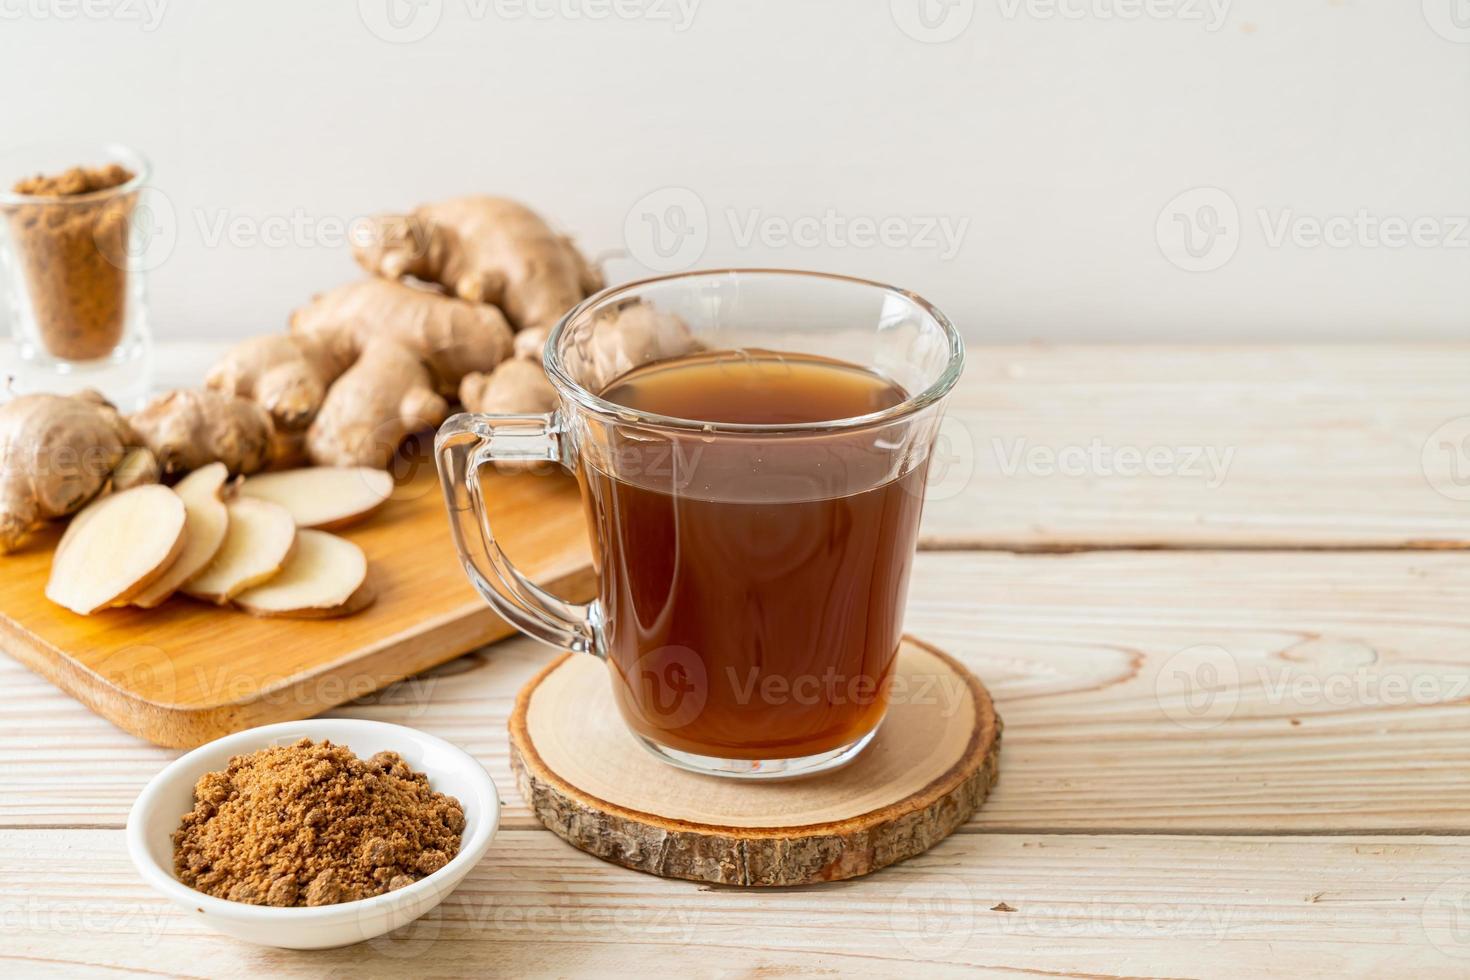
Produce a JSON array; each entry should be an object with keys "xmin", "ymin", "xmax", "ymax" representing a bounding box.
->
[{"xmin": 126, "ymin": 720, "xmax": 500, "ymax": 949}]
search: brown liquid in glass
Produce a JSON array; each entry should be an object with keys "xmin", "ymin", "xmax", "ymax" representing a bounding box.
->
[{"xmin": 580, "ymin": 349, "xmax": 928, "ymax": 761}]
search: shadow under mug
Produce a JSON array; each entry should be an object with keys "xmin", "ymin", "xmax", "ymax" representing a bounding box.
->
[{"xmin": 437, "ymin": 269, "xmax": 964, "ymax": 779}]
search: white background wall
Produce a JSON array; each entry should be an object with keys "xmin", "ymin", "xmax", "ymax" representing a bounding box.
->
[{"xmin": 3, "ymin": 0, "xmax": 1467, "ymax": 344}]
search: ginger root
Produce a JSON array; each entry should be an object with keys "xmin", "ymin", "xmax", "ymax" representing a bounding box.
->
[
  {"xmin": 183, "ymin": 197, "xmax": 599, "ymax": 474},
  {"xmin": 561, "ymin": 301, "xmax": 700, "ymax": 392},
  {"xmin": 353, "ymin": 196, "xmax": 602, "ymax": 331},
  {"xmin": 512, "ymin": 323, "xmax": 550, "ymax": 362},
  {"xmin": 204, "ymin": 334, "xmax": 349, "ymax": 433},
  {"xmin": 459, "ymin": 302, "xmax": 700, "ymax": 414},
  {"xmin": 459, "ymin": 358, "xmax": 557, "ymax": 415},
  {"xmin": 306, "ymin": 339, "xmax": 449, "ymax": 468},
  {"xmin": 129, "ymin": 389, "xmax": 274, "ymax": 477},
  {"xmin": 0, "ymin": 389, "xmax": 137, "ymax": 553},
  {"xmin": 290, "ymin": 278, "xmax": 513, "ymax": 396},
  {"xmin": 109, "ymin": 447, "xmax": 161, "ymax": 491}
]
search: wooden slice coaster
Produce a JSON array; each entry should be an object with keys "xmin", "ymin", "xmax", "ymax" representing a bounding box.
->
[{"xmin": 508, "ymin": 636, "xmax": 1002, "ymax": 886}]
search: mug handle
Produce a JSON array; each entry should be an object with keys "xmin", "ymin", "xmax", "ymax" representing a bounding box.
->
[{"xmin": 435, "ymin": 411, "xmax": 598, "ymax": 656}]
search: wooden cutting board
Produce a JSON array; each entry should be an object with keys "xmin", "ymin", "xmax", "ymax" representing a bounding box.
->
[{"xmin": 0, "ymin": 463, "xmax": 593, "ymax": 748}]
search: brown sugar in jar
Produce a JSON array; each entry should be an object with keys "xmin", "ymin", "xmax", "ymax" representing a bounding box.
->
[
  {"xmin": 172, "ymin": 739, "xmax": 466, "ymax": 908},
  {"xmin": 6, "ymin": 163, "xmax": 138, "ymax": 360}
]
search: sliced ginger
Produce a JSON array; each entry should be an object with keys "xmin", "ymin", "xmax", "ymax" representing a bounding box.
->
[
  {"xmin": 183, "ymin": 497, "xmax": 297, "ymax": 603},
  {"xmin": 238, "ymin": 466, "xmax": 393, "ymax": 530},
  {"xmin": 130, "ymin": 463, "xmax": 231, "ymax": 609},
  {"xmin": 234, "ymin": 529, "xmax": 372, "ymax": 619},
  {"xmin": 45, "ymin": 485, "xmax": 187, "ymax": 615}
]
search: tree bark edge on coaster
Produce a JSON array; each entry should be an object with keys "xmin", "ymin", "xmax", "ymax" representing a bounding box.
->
[{"xmin": 508, "ymin": 635, "xmax": 1002, "ymax": 886}]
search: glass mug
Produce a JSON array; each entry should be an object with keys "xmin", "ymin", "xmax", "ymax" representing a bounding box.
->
[{"xmin": 437, "ymin": 269, "xmax": 963, "ymax": 778}]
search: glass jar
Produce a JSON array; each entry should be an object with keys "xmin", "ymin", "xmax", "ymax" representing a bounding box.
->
[{"xmin": 0, "ymin": 142, "xmax": 155, "ymax": 409}]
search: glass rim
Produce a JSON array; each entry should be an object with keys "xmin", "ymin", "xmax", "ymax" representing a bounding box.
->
[
  {"xmin": 544, "ymin": 268, "xmax": 965, "ymax": 435},
  {"xmin": 0, "ymin": 141, "xmax": 151, "ymax": 207}
]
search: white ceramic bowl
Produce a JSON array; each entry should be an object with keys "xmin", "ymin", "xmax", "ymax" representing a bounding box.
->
[{"xmin": 127, "ymin": 719, "xmax": 500, "ymax": 949}]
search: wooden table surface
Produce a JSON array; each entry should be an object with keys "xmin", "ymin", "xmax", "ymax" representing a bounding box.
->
[{"xmin": 5, "ymin": 344, "xmax": 1470, "ymax": 978}]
